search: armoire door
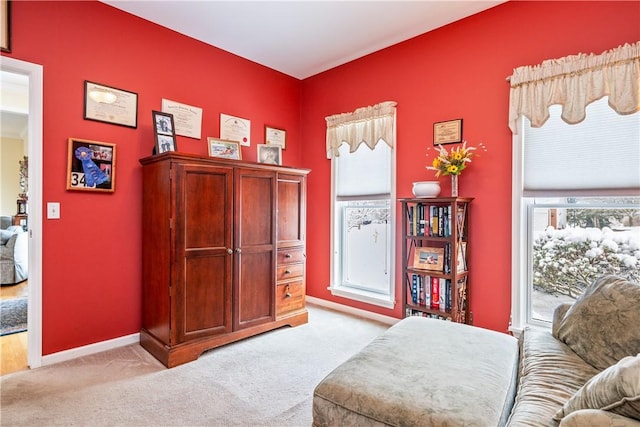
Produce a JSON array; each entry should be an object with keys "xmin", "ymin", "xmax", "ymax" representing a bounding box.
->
[
  {"xmin": 233, "ymin": 167, "xmax": 276, "ymax": 330},
  {"xmin": 173, "ymin": 163, "xmax": 234, "ymax": 343},
  {"xmin": 277, "ymin": 173, "xmax": 306, "ymax": 248}
]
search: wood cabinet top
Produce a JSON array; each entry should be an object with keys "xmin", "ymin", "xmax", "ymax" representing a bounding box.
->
[{"xmin": 140, "ymin": 151, "xmax": 310, "ymax": 175}]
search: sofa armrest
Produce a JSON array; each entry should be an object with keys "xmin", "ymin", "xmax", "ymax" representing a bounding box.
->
[
  {"xmin": 552, "ymin": 302, "xmax": 572, "ymax": 339},
  {"xmin": 559, "ymin": 409, "xmax": 640, "ymax": 427}
]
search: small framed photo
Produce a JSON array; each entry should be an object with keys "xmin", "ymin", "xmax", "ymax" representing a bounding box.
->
[
  {"xmin": 208, "ymin": 137, "xmax": 242, "ymax": 160},
  {"xmin": 153, "ymin": 110, "xmax": 174, "ymax": 135},
  {"xmin": 413, "ymin": 247, "xmax": 444, "ymax": 272},
  {"xmin": 265, "ymin": 126, "xmax": 286, "ymax": 149},
  {"xmin": 152, "ymin": 110, "xmax": 178, "ymax": 154},
  {"xmin": 67, "ymin": 138, "xmax": 116, "ymax": 193},
  {"xmin": 257, "ymin": 144, "xmax": 282, "ymax": 165},
  {"xmin": 433, "ymin": 119, "xmax": 463, "ymax": 145}
]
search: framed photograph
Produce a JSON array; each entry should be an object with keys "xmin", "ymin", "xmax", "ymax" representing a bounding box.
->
[
  {"xmin": 1, "ymin": 0, "xmax": 10, "ymax": 53},
  {"xmin": 265, "ymin": 126, "xmax": 286, "ymax": 149},
  {"xmin": 152, "ymin": 110, "xmax": 177, "ymax": 154},
  {"xmin": 433, "ymin": 118, "xmax": 463, "ymax": 145},
  {"xmin": 257, "ymin": 144, "xmax": 282, "ymax": 165},
  {"xmin": 84, "ymin": 81, "xmax": 138, "ymax": 128},
  {"xmin": 208, "ymin": 138, "xmax": 242, "ymax": 160},
  {"xmin": 413, "ymin": 247, "xmax": 444, "ymax": 272},
  {"xmin": 66, "ymin": 138, "xmax": 116, "ymax": 193},
  {"xmin": 220, "ymin": 113, "xmax": 251, "ymax": 146}
]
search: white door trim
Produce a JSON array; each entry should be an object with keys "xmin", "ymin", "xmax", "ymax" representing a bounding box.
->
[{"xmin": 1, "ymin": 56, "xmax": 43, "ymax": 368}]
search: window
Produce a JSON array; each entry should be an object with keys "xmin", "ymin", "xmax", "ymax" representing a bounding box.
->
[
  {"xmin": 331, "ymin": 142, "xmax": 395, "ymax": 307},
  {"xmin": 512, "ymin": 98, "xmax": 640, "ymax": 332},
  {"xmin": 326, "ymin": 101, "xmax": 397, "ymax": 308}
]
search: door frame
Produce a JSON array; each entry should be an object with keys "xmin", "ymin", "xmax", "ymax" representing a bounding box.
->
[{"xmin": 1, "ymin": 56, "xmax": 44, "ymax": 368}]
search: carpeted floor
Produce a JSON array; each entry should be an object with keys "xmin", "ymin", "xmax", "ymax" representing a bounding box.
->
[
  {"xmin": 0, "ymin": 305, "xmax": 391, "ymax": 426},
  {"xmin": 0, "ymin": 296, "xmax": 28, "ymax": 336}
]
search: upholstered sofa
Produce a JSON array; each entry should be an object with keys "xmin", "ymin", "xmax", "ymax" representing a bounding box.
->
[
  {"xmin": 313, "ymin": 275, "xmax": 640, "ymax": 426},
  {"xmin": 1, "ymin": 225, "xmax": 28, "ymax": 285}
]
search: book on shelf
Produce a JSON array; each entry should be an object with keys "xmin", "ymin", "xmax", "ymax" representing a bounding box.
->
[{"xmin": 430, "ymin": 276, "xmax": 439, "ymax": 309}]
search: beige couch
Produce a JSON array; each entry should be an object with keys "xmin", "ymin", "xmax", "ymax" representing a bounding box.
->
[{"xmin": 312, "ymin": 276, "xmax": 640, "ymax": 426}]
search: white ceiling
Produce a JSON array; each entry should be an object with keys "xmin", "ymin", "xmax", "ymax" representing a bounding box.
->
[
  {"xmin": 1, "ymin": 1, "xmax": 505, "ymax": 139},
  {"xmin": 101, "ymin": 0, "xmax": 505, "ymax": 79}
]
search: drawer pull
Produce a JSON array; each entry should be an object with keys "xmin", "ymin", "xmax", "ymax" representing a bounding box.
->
[
  {"xmin": 285, "ymin": 285, "xmax": 292, "ymax": 298},
  {"xmin": 285, "ymin": 253, "xmax": 292, "ymax": 258},
  {"xmin": 284, "ymin": 269, "xmax": 291, "ymax": 274}
]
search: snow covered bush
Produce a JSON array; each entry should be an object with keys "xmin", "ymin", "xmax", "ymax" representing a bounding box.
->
[{"xmin": 533, "ymin": 226, "xmax": 640, "ymax": 297}]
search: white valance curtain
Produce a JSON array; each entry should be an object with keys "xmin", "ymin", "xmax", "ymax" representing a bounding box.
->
[
  {"xmin": 326, "ymin": 101, "xmax": 397, "ymax": 158},
  {"xmin": 508, "ymin": 41, "xmax": 640, "ymax": 134}
]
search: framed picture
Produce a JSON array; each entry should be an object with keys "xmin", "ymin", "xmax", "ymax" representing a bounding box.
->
[
  {"xmin": 1, "ymin": 0, "xmax": 10, "ymax": 53},
  {"xmin": 413, "ymin": 247, "xmax": 444, "ymax": 272},
  {"xmin": 257, "ymin": 144, "xmax": 282, "ymax": 165},
  {"xmin": 84, "ymin": 81, "xmax": 138, "ymax": 128},
  {"xmin": 208, "ymin": 137, "xmax": 242, "ymax": 160},
  {"xmin": 66, "ymin": 138, "xmax": 116, "ymax": 193},
  {"xmin": 152, "ymin": 110, "xmax": 178, "ymax": 154},
  {"xmin": 265, "ymin": 126, "xmax": 286, "ymax": 149},
  {"xmin": 433, "ymin": 119, "xmax": 463, "ymax": 145}
]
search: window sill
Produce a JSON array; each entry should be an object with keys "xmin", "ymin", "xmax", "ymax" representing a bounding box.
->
[{"xmin": 328, "ymin": 286, "xmax": 395, "ymax": 309}]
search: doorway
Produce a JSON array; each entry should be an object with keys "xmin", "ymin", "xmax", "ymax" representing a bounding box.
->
[{"xmin": 0, "ymin": 56, "xmax": 43, "ymax": 370}]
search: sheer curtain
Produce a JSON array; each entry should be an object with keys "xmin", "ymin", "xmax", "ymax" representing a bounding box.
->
[
  {"xmin": 508, "ymin": 41, "xmax": 639, "ymax": 134},
  {"xmin": 326, "ymin": 101, "xmax": 397, "ymax": 158}
]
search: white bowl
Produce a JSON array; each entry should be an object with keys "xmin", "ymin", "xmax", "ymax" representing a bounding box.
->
[{"xmin": 412, "ymin": 181, "xmax": 441, "ymax": 198}]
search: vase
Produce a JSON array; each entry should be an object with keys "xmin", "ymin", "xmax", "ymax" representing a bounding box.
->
[
  {"xmin": 412, "ymin": 181, "xmax": 441, "ymax": 198},
  {"xmin": 451, "ymin": 174, "xmax": 459, "ymax": 197}
]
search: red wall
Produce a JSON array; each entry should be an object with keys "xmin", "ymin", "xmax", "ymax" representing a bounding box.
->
[
  {"xmin": 2, "ymin": 1, "xmax": 638, "ymax": 355},
  {"xmin": 300, "ymin": 1, "xmax": 640, "ymax": 332},
  {"xmin": 3, "ymin": 1, "xmax": 302, "ymax": 354}
]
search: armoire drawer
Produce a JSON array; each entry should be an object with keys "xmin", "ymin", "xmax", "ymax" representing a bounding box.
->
[{"xmin": 276, "ymin": 280, "xmax": 305, "ymax": 317}]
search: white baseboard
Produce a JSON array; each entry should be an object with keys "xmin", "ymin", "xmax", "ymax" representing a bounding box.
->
[
  {"xmin": 41, "ymin": 333, "xmax": 140, "ymax": 367},
  {"xmin": 38, "ymin": 299, "xmax": 395, "ymax": 367},
  {"xmin": 306, "ymin": 296, "xmax": 399, "ymax": 326}
]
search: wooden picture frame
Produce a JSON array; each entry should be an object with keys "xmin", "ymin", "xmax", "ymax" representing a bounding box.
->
[
  {"xmin": 433, "ymin": 119, "xmax": 463, "ymax": 145},
  {"xmin": 257, "ymin": 144, "xmax": 282, "ymax": 165},
  {"xmin": 1, "ymin": 0, "xmax": 11, "ymax": 53},
  {"xmin": 66, "ymin": 138, "xmax": 116, "ymax": 193},
  {"xmin": 208, "ymin": 137, "xmax": 242, "ymax": 160},
  {"xmin": 265, "ymin": 125, "xmax": 286, "ymax": 149},
  {"xmin": 152, "ymin": 110, "xmax": 177, "ymax": 154},
  {"xmin": 84, "ymin": 81, "xmax": 138, "ymax": 128},
  {"xmin": 413, "ymin": 247, "xmax": 444, "ymax": 272}
]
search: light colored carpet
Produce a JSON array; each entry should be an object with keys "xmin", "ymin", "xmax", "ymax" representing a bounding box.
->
[{"xmin": 0, "ymin": 305, "xmax": 390, "ymax": 426}]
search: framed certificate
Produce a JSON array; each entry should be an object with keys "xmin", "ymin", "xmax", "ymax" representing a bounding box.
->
[
  {"xmin": 433, "ymin": 119, "xmax": 463, "ymax": 145},
  {"xmin": 220, "ymin": 113, "xmax": 251, "ymax": 146},
  {"xmin": 161, "ymin": 98, "xmax": 202, "ymax": 139},
  {"xmin": 84, "ymin": 81, "xmax": 138, "ymax": 128},
  {"xmin": 265, "ymin": 126, "xmax": 286, "ymax": 149}
]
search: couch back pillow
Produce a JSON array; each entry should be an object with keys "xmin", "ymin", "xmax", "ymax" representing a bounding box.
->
[{"xmin": 555, "ymin": 275, "xmax": 640, "ymax": 371}]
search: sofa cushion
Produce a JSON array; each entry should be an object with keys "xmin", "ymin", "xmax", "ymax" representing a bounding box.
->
[
  {"xmin": 555, "ymin": 275, "xmax": 640, "ymax": 371},
  {"xmin": 554, "ymin": 354, "xmax": 640, "ymax": 421},
  {"xmin": 313, "ymin": 317, "xmax": 519, "ymax": 427},
  {"xmin": 506, "ymin": 327, "xmax": 599, "ymax": 426},
  {"xmin": 0, "ymin": 229, "xmax": 13, "ymax": 245}
]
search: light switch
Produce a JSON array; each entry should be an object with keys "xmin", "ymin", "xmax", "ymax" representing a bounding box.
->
[{"xmin": 47, "ymin": 202, "xmax": 60, "ymax": 219}]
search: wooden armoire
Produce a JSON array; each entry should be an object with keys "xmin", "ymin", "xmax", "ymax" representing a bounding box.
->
[{"xmin": 139, "ymin": 152, "xmax": 309, "ymax": 368}]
